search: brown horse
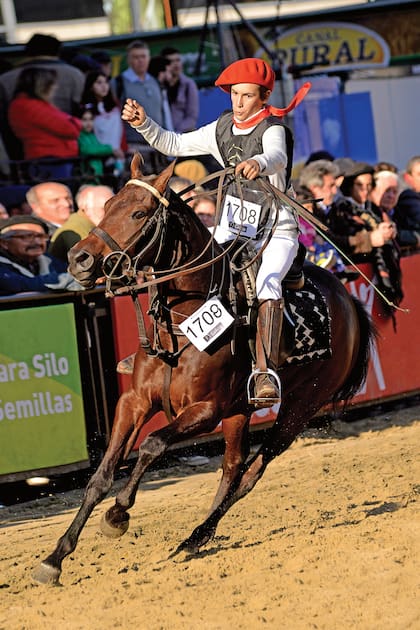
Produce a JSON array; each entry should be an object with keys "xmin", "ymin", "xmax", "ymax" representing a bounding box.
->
[{"xmin": 33, "ymin": 155, "xmax": 374, "ymax": 584}]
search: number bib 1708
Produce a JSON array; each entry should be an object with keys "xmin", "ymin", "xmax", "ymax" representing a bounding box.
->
[
  {"xmin": 219, "ymin": 194, "xmax": 263, "ymax": 239},
  {"xmin": 179, "ymin": 297, "xmax": 234, "ymax": 351}
]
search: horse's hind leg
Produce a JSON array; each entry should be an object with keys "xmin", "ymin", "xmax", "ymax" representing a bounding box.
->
[
  {"xmin": 33, "ymin": 391, "xmax": 146, "ymax": 584},
  {"xmin": 176, "ymin": 396, "xmax": 318, "ymax": 554}
]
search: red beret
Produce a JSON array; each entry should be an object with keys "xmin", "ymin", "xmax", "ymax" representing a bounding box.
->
[{"xmin": 215, "ymin": 58, "xmax": 275, "ymax": 93}]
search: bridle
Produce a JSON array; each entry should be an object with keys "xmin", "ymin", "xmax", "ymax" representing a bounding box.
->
[
  {"xmin": 89, "ymin": 170, "xmax": 298, "ymax": 297},
  {"xmin": 90, "ymin": 174, "xmax": 240, "ymax": 295},
  {"xmin": 91, "ymin": 178, "xmax": 170, "ymax": 287}
]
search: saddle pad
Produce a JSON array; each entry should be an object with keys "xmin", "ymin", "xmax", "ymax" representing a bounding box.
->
[{"xmin": 284, "ymin": 278, "xmax": 332, "ymax": 365}]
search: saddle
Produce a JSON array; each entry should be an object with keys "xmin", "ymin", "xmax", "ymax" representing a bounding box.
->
[
  {"xmin": 116, "ymin": 242, "xmax": 310, "ymax": 375},
  {"xmin": 227, "ymin": 240, "xmax": 307, "ymax": 366}
]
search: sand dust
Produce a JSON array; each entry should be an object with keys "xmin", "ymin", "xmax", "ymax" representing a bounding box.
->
[{"xmin": 0, "ymin": 406, "xmax": 419, "ymax": 630}]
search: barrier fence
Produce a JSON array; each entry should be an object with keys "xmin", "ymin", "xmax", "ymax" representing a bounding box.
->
[{"xmin": 1, "ymin": 253, "xmax": 419, "ymax": 483}]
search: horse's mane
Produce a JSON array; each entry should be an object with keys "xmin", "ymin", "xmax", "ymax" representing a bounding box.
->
[{"xmin": 166, "ymin": 189, "xmax": 214, "ymax": 243}]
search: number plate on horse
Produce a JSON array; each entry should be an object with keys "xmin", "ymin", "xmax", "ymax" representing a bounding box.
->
[
  {"xmin": 219, "ymin": 194, "xmax": 262, "ymax": 239},
  {"xmin": 179, "ymin": 297, "xmax": 234, "ymax": 351}
]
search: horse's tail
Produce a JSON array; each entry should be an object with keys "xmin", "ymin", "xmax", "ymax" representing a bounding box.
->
[{"xmin": 332, "ymin": 296, "xmax": 377, "ymax": 405}]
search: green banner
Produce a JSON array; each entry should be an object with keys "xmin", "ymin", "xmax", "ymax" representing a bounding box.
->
[{"xmin": 0, "ymin": 303, "xmax": 88, "ymax": 476}]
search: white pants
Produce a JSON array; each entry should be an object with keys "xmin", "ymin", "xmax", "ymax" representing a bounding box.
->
[{"xmin": 256, "ymin": 232, "xmax": 299, "ymax": 300}]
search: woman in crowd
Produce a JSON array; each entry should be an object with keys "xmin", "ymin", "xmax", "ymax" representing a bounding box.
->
[
  {"xmin": 8, "ymin": 67, "xmax": 82, "ymax": 180},
  {"xmin": 80, "ymin": 70, "xmax": 126, "ymax": 160}
]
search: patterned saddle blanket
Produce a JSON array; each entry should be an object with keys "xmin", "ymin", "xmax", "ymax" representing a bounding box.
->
[{"xmin": 284, "ymin": 277, "xmax": 332, "ymax": 366}]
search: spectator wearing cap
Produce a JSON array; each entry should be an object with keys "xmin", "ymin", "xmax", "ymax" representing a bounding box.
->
[
  {"xmin": 26, "ymin": 182, "xmax": 74, "ymax": 236},
  {"xmin": 70, "ymin": 54, "xmax": 101, "ymax": 75},
  {"xmin": 160, "ymin": 47, "xmax": 199, "ymax": 133},
  {"xmin": 48, "ymin": 184, "xmax": 114, "ymax": 262},
  {"xmin": 328, "ymin": 162, "xmax": 403, "ymax": 309},
  {"xmin": 304, "ymin": 150, "xmax": 334, "ymax": 166},
  {"xmin": 0, "ymin": 215, "xmax": 83, "ymax": 295},
  {"xmin": 328, "ymin": 162, "xmax": 395, "ymax": 253},
  {"xmin": 0, "ymin": 33, "xmax": 84, "ymax": 160},
  {"xmin": 174, "ymin": 159, "xmax": 207, "ymax": 183}
]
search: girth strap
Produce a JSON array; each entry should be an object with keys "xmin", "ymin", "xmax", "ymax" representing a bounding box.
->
[
  {"xmin": 162, "ymin": 363, "xmax": 174, "ymax": 423},
  {"xmin": 133, "ymin": 294, "xmax": 156, "ymax": 356}
]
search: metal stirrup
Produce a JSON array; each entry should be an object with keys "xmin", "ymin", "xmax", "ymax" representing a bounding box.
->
[{"xmin": 247, "ymin": 368, "xmax": 282, "ymax": 406}]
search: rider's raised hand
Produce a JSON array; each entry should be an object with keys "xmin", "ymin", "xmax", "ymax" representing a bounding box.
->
[{"xmin": 121, "ymin": 98, "xmax": 146, "ymax": 127}]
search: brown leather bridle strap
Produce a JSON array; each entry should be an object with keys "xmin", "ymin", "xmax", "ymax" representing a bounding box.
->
[
  {"xmin": 91, "ymin": 226, "xmax": 123, "ymax": 252},
  {"xmin": 126, "ymin": 178, "xmax": 170, "ymax": 207}
]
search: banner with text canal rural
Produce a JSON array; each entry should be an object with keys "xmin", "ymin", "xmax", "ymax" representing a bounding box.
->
[{"xmin": 0, "ymin": 303, "xmax": 88, "ymax": 476}]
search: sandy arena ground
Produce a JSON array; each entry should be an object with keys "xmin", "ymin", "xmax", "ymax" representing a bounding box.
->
[{"xmin": 0, "ymin": 406, "xmax": 419, "ymax": 630}]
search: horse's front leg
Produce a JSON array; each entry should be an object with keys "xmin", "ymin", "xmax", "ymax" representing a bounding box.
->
[
  {"xmin": 102, "ymin": 400, "xmax": 221, "ymax": 536},
  {"xmin": 33, "ymin": 390, "xmax": 150, "ymax": 585},
  {"xmin": 207, "ymin": 413, "xmax": 250, "ymax": 514}
]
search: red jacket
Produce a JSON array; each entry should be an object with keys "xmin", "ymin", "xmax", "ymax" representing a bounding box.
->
[{"xmin": 8, "ymin": 94, "xmax": 82, "ymax": 160}]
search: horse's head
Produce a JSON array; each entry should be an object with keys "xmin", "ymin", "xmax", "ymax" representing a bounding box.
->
[{"xmin": 68, "ymin": 154, "xmax": 176, "ymax": 288}]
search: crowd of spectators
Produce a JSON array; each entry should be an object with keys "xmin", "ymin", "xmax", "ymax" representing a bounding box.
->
[
  {"xmin": 0, "ymin": 33, "xmax": 201, "ymax": 184},
  {"xmin": 0, "ymin": 31, "xmax": 419, "ymax": 305},
  {"xmin": 295, "ymin": 154, "xmax": 420, "ymax": 315}
]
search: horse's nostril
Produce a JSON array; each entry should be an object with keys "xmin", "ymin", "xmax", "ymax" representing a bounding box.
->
[{"xmin": 69, "ymin": 249, "xmax": 95, "ymax": 271}]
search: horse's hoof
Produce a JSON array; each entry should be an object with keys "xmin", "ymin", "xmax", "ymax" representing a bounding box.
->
[
  {"xmin": 169, "ymin": 528, "xmax": 213, "ymax": 558},
  {"xmin": 32, "ymin": 561, "xmax": 61, "ymax": 585},
  {"xmin": 168, "ymin": 539, "xmax": 197, "ymax": 559},
  {"xmin": 100, "ymin": 512, "xmax": 129, "ymax": 538}
]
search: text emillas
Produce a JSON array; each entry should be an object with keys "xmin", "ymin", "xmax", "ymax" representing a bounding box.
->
[
  {"xmin": 0, "ymin": 392, "xmax": 73, "ymax": 421},
  {"xmin": 0, "ymin": 352, "xmax": 69, "ymax": 382}
]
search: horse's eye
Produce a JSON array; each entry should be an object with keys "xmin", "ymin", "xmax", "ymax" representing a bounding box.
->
[{"xmin": 131, "ymin": 210, "xmax": 146, "ymax": 220}]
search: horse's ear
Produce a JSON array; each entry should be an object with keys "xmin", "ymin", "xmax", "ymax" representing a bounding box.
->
[
  {"xmin": 153, "ymin": 159, "xmax": 177, "ymax": 192},
  {"xmin": 130, "ymin": 153, "xmax": 144, "ymax": 178}
]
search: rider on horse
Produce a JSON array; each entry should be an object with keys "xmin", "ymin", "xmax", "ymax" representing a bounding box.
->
[{"xmin": 121, "ymin": 58, "xmax": 310, "ymax": 407}]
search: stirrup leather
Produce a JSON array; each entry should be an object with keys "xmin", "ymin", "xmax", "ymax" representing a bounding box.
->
[{"xmin": 247, "ymin": 368, "xmax": 282, "ymax": 407}]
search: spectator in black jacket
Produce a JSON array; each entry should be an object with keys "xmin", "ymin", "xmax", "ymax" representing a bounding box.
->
[{"xmin": 394, "ymin": 156, "xmax": 420, "ymax": 249}]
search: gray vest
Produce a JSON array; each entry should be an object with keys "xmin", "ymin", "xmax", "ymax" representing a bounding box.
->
[{"xmin": 215, "ymin": 110, "xmax": 294, "ymax": 189}]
